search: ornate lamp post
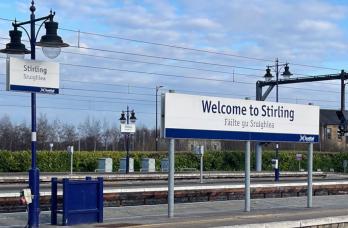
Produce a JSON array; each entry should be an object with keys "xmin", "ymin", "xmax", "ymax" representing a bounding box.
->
[
  {"xmin": 263, "ymin": 59, "xmax": 292, "ymax": 182},
  {"xmin": 0, "ymin": 1, "xmax": 69, "ymax": 227},
  {"xmin": 119, "ymin": 107, "xmax": 136, "ymax": 173}
]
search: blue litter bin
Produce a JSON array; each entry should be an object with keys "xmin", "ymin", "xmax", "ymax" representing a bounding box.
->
[{"xmin": 51, "ymin": 176, "xmax": 103, "ymax": 225}]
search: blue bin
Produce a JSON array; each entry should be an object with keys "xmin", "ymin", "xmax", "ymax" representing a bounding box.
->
[{"xmin": 51, "ymin": 177, "xmax": 103, "ymax": 225}]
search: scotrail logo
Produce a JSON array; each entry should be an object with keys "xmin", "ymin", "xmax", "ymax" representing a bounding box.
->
[{"xmin": 299, "ymin": 135, "xmax": 315, "ymax": 142}]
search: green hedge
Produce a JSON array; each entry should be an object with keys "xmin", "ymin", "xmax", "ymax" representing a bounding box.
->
[{"xmin": 0, "ymin": 150, "xmax": 347, "ymax": 172}]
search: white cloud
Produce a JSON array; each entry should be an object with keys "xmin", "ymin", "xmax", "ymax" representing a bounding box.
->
[
  {"xmin": 297, "ymin": 19, "xmax": 338, "ymax": 33},
  {"xmin": 2, "ymin": 0, "xmax": 348, "ymax": 126},
  {"xmin": 184, "ymin": 17, "xmax": 221, "ymax": 30}
]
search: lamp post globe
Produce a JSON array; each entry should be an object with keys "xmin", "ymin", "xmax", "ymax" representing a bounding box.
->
[
  {"xmin": 119, "ymin": 111, "xmax": 126, "ymax": 124},
  {"xmin": 281, "ymin": 63, "xmax": 292, "ymax": 80},
  {"xmin": 0, "ymin": 27, "xmax": 30, "ymax": 59},
  {"xmin": 264, "ymin": 67, "xmax": 273, "ymax": 82},
  {"xmin": 130, "ymin": 110, "xmax": 136, "ymax": 123},
  {"xmin": 36, "ymin": 12, "xmax": 69, "ymax": 59}
]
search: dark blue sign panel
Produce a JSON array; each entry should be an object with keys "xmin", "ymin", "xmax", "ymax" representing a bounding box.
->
[
  {"xmin": 165, "ymin": 128, "xmax": 319, "ymax": 143},
  {"xmin": 10, "ymin": 85, "xmax": 59, "ymax": 94}
]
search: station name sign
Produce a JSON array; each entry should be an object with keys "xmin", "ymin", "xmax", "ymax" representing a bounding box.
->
[
  {"xmin": 6, "ymin": 57, "xmax": 60, "ymax": 94},
  {"xmin": 162, "ymin": 93, "xmax": 319, "ymax": 143},
  {"xmin": 120, "ymin": 123, "xmax": 136, "ymax": 134}
]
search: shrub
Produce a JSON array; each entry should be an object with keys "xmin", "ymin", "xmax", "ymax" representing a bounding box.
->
[{"xmin": 0, "ymin": 150, "xmax": 347, "ymax": 172}]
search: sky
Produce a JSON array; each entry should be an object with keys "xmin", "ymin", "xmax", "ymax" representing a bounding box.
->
[{"xmin": 0, "ymin": 0, "xmax": 348, "ymax": 128}]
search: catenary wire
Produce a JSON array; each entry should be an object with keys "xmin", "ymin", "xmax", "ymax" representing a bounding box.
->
[
  {"xmin": 0, "ymin": 104, "xmax": 155, "ymax": 114},
  {"xmin": 0, "ymin": 16, "xmax": 342, "ymax": 72},
  {"xmin": 0, "ymin": 45, "xmax": 343, "ymax": 94},
  {"xmin": 0, "ymin": 38, "xmax": 341, "ymax": 87}
]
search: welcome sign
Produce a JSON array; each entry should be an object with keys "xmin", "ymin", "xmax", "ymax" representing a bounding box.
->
[
  {"xmin": 7, "ymin": 57, "xmax": 60, "ymax": 94},
  {"xmin": 162, "ymin": 93, "xmax": 319, "ymax": 143}
]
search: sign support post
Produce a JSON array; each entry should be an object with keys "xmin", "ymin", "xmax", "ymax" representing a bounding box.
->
[
  {"xmin": 307, "ymin": 143, "xmax": 313, "ymax": 208},
  {"xmin": 245, "ymin": 141, "xmax": 251, "ymax": 212},
  {"xmin": 200, "ymin": 153, "xmax": 204, "ymax": 184},
  {"xmin": 256, "ymin": 143, "xmax": 262, "ymax": 172},
  {"xmin": 168, "ymin": 138, "xmax": 175, "ymax": 218}
]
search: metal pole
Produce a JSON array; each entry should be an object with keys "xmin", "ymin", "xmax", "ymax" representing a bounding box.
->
[
  {"xmin": 168, "ymin": 138, "xmax": 175, "ymax": 217},
  {"xmin": 276, "ymin": 58, "xmax": 279, "ymax": 103},
  {"xmin": 256, "ymin": 143, "xmax": 262, "ymax": 172},
  {"xmin": 70, "ymin": 152, "xmax": 73, "ymax": 175},
  {"xmin": 28, "ymin": 2, "xmax": 40, "ymax": 227},
  {"xmin": 156, "ymin": 87, "xmax": 158, "ymax": 152},
  {"xmin": 200, "ymin": 154, "xmax": 203, "ymax": 184},
  {"xmin": 341, "ymin": 70, "xmax": 345, "ymax": 112},
  {"xmin": 245, "ymin": 140, "xmax": 250, "ymax": 212},
  {"xmin": 126, "ymin": 106, "xmax": 129, "ymax": 174},
  {"xmin": 307, "ymin": 143, "xmax": 313, "ymax": 208},
  {"xmin": 274, "ymin": 59, "xmax": 280, "ymax": 182},
  {"xmin": 275, "ymin": 144, "xmax": 279, "ymax": 181},
  {"xmin": 255, "ymin": 83, "xmax": 263, "ymax": 172},
  {"xmin": 155, "ymin": 86, "xmax": 163, "ymax": 151}
]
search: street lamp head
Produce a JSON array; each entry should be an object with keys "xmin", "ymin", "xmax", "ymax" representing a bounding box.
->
[
  {"xmin": 264, "ymin": 66, "xmax": 273, "ymax": 81},
  {"xmin": 0, "ymin": 27, "xmax": 30, "ymax": 58},
  {"xmin": 119, "ymin": 111, "xmax": 126, "ymax": 124},
  {"xmin": 282, "ymin": 63, "xmax": 292, "ymax": 80},
  {"xmin": 36, "ymin": 15, "xmax": 69, "ymax": 59},
  {"xmin": 130, "ymin": 110, "xmax": 136, "ymax": 123}
]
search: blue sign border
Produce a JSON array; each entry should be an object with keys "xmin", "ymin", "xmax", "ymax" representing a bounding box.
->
[
  {"xmin": 10, "ymin": 85, "xmax": 59, "ymax": 94},
  {"xmin": 165, "ymin": 128, "xmax": 319, "ymax": 143}
]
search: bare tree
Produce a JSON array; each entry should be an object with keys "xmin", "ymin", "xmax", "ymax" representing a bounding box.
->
[
  {"xmin": 61, "ymin": 123, "xmax": 77, "ymax": 148},
  {"xmin": 37, "ymin": 114, "xmax": 50, "ymax": 150},
  {"xmin": 79, "ymin": 117, "xmax": 102, "ymax": 152},
  {"xmin": 0, "ymin": 115, "xmax": 13, "ymax": 150},
  {"xmin": 109, "ymin": 125, "xmax": 121, "ymax": 151},
  {"xmin": 12, "ymin": 121, "xmax": 30, "ymax": 151},
  {"xmin": 101, "ymin": 119, "xmax": 111, "ymax": 151}
]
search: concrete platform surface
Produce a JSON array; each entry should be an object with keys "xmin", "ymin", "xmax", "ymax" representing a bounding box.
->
[{"xmin": 2, "ymin": 195, "xmax": 348, "ymax": 227}]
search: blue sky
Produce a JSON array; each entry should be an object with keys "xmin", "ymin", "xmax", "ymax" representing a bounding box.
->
[{"xmin": 0, "ymin": 0, "xmax": 348, "ymax": 128}]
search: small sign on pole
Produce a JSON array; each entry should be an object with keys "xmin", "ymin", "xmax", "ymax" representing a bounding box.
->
[
  {"xmin": 296, "ymin": 153, "xmax": 302, "ymax": 161},
  {"xmin": 194, "ymin": 145, "xmax": 204, "ymax": 156},
  {"xmin": 296, "ymin": 153, "xmax": 302, "ymax": 171},
  {"xmin": 120, "ymin": 123, "xmax": 136, "ymax": 134},
  {"xmin": 344, "ymin": 160, "xmax": 348, "ymax": 173},
  {"xmin": 194, "ymin": 145, "xmax": 204, "ymax": 184},
  {"xmin": 67, "ymin": 146, "xmax": 74, "ymax": 175}
]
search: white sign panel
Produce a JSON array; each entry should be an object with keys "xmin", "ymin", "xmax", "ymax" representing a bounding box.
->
[
  {"xmin": 121, "ymin": 123, "xmax": 136, "ymax": 133},
  {"xmin": 163, "ymin": 93, "xmax": 319, "ymax": 143},
  {"xmin": 296, "ymin": 153, "xmax": 303, "ymax": 161},
  {"xmin": 194, "ymin": 145, "xmax": 204, "ymax": 155},
  {"xmin": 7, "ymin": 57, "xmax": 59, "ymax": 94},
  {"xmin": 67, "ymin": 146, "xmax": 74, "ymax": 154}
]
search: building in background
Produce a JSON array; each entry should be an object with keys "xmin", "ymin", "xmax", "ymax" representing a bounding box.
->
[{"xmin": 320, "ymin": 109, "xmax": 347, "ymax": 151}]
